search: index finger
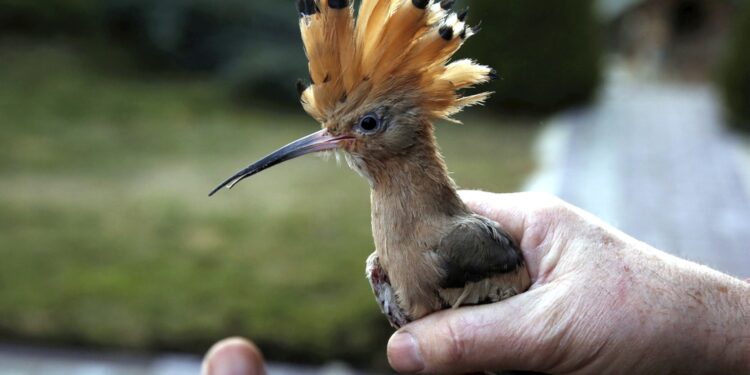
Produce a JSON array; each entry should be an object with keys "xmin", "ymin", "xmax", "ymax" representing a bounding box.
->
[
  {"xmin": 459, "ymin": 191, "xmax": 566, "ymax": 281},
  {"xmin": 458, "ymin": 191, "xmax": 531, "ymax": 243}
]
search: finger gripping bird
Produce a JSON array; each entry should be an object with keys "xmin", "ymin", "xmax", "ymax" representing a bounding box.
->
[{"xmin": 210, "ymin": 0, "xmax": 531, "ymax": 328}]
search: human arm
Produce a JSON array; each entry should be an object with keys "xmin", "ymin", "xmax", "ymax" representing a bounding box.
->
[{"xmin": 387, "ymin": 191, "xmax": 750, "ymax": 374}]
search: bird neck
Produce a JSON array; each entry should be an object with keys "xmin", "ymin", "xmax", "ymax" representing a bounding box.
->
[
  {"xmin": 367, "ymin": 124, "xmax": 469, "ymax": 298},
  {"xmin": 368, "ymin": 126, "xmax": 467, "ymax": 230}
]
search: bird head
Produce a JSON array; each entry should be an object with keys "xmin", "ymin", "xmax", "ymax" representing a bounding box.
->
[{"xmin": 210, "ymin": 0, "xmax": 493, "ymax": 196}]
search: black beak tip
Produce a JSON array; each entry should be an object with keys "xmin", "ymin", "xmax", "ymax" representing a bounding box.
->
[
  {"xmin": 207, "ymin": 129, "xmax": 338, "ymax": 199},
  {"xmin": 208, "ymin": 184, "xmax": 229, "ymax": 197},
  {"xmin": 209, "ymin": 174, "xmax": 245, "ymax": 197}
]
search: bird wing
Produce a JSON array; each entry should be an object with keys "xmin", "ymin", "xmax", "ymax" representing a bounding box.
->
[{"xmin": 436, "ymin": 215, "xmax": 525, "ymax": 289}]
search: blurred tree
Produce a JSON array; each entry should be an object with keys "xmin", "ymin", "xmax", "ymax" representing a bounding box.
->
[
  {"xmin": 103, "ymin": 0, "xmax": 307, "ymax": 105},
  {"xmin": 464, "ymin": 0, "xmax": 602, "ymax": 115},
  {"xmin": 0, "ymin": 0, "xmax": 99, "ymax": 34},
  {"xmin": 719, "ymin": 1, "xmax": 750, "ymax": 133},
  {"xmin": 0, "ymin": 0, "xmax": 308, "ymax": 105}
]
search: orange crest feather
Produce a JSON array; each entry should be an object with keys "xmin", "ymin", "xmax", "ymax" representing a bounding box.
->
[{"xmin": 296, "ymin": 0, "xmax": 493, "ymax": 122}]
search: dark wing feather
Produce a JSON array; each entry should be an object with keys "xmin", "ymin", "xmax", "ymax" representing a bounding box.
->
[{"xmin": 437, "ymin": 215, "xmax": 524, "ymax": 289}]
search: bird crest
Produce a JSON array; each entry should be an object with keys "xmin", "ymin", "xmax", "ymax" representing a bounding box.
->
[{"xmin": 296, "ymin": 0, "xmax": 493, "ymax": 124}]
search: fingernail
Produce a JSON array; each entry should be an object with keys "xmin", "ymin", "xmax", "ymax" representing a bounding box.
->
[
  {"xmin": 204, "ymin": 343, "xmax": 263, "ymax": 375},
  {"xmin": 209, "ymin": 356, "xmax": 258, "ymax": 375},
  {"xmin": 388, "ymin": 331, "xmax": 424, "ymax": 373}
]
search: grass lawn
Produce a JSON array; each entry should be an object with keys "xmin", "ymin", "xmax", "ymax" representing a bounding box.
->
[{"xmin": 0, "ymin": 39, "xmax": 538, "ymax": 368}]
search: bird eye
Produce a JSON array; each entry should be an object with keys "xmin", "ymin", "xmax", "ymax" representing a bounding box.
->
[{"xmin": 356, "ymin": 113, "xmax": 382, "ymax": 134}]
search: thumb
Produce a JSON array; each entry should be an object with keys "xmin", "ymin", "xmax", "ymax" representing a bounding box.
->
[
  {"xmin": 387, "ymin": 290, "xmax": 552, "ymax": 374},
  {"xmin": 202, "ymin": 337, "xmax": 266, "ymax": 375}
]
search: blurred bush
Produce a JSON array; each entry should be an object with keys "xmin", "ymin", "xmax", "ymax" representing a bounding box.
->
[
  {"xmin": 102, "ymin": 0, "xmax": 307, "ymax": 104},
  {"xmin": 1, "ymin": 0, "xmax": 307, "ymax": 105},
  {"xmin": 0, "ymin": 0, "xmax": 100, "ymax": 34},
  {"xmin": 2, "ymin": 0, "xmax": 604, "ymax": 115},
  {"xmin": 719, "ymin": 2, "xmax": 750, "ymax": 133},
  {"xmin": 464, "ymin": 0, "xmax": 602, "ymax": 115}
]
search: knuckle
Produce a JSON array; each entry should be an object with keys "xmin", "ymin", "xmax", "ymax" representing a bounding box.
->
[
  {"xmin": 521, "ymin": 193, "xmax": 574, "ymax": 250},
  {"xmin": 529, "ymin": 192, "xmax": 565, "ymax": 211},
  {"xmin": 531, "ymin": 194, "xmax": 572, "ymax": 222}
]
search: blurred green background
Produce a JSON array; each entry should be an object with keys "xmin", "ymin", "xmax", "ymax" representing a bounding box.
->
[
  {"xmin": 720, "ymin": 0, "xmax": 750, "ymax": 132},
  {"xmin": 0, "ymin": 0, "xmax": 748, "ymax": 371}
]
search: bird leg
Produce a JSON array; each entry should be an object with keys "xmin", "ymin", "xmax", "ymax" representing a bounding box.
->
[{"xmin": 366, "ymin": 252, "xmax": 411, "ymax": 329}]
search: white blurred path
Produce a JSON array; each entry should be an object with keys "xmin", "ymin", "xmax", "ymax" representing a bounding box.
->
[
  {"xmin": 0, "ymin": 343, "xmax": 361, "ymax": 375},
  {"xmin": 528, "ymin": 71, "xmax": 750, "ymax": 278}
]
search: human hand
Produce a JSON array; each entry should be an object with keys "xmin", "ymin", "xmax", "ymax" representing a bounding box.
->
[
  {"xmin": 201, "ymin": 337, "xmax": 266, "ymax": 375},
  {"xmin": 387, "ymin": 191, "xmax": 750, "ymax": 374}
]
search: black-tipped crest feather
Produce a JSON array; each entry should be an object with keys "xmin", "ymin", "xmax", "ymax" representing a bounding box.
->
[
  {"xmin": 457, "ymin": 7, "xmax": 469, "ymax": 22},
  {"xmin": 440, "ymin": 0, "xmax": 455, "ymax": 10},
  {"xmin": 439, "ymin": 25, "xmax": 453, "ymax": 40},
  {"xmin": 296, "ymin": 79, "xmax": 309, "ymax": 96},
  {"xmin": 296, "ymin": 0, "xmax": 318, "ymax": 16},
  {"xmin": 328, "ymin": 0, "xmax": 349, "ymax": 9},
  {"xmin": 297, "ymin": 0, "xmax": 494, "ymax": 121},
  {"xmin": 412, "ymin": 0, "xmax": 430, "ymax": 9}
]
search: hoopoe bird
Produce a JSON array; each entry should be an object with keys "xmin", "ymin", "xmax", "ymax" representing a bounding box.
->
[{"xmin": 210, "ymin": 0, "xmax": 531, "ymax": 329}]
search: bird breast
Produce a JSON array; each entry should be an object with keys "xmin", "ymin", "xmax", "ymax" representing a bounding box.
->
[{"xmin": 371, "ymin": 206, "xmax": 453, "ymax": 320}]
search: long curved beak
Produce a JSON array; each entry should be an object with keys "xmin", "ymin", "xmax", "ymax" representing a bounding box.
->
[{"xmin": 209, "ymin": 129, "xmax": 351, "ymax": 197}]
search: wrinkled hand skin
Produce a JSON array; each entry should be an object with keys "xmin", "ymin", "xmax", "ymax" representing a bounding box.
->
[{"xmin": 387, "ymin": 192, "xmax": 750, "ymax": 375}]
